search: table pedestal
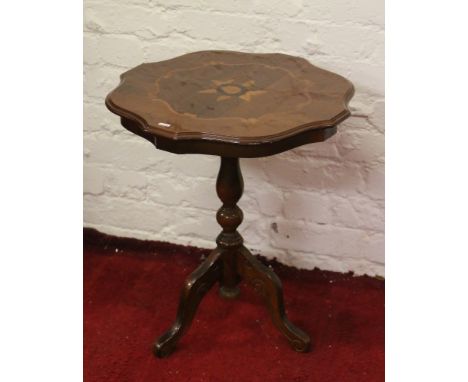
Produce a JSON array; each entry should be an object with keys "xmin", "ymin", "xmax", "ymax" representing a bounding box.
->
[{"xmin": 154, "ymin": 157, "xmax": 311, "ymax": 358}]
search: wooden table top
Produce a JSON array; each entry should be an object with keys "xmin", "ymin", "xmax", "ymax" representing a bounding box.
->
[{"xmin": 105, "ymin": 51, "xmax": 354, "ymax": 157}]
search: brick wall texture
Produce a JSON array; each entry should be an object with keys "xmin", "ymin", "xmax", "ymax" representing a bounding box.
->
[{"xmin": 84, "ymin": 0, "xmax": 385, "ymax": 276}]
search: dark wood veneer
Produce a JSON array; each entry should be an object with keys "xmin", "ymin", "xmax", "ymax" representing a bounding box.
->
[{"xmin": 106, "ymin": 50, "xmax": 353, "ymax": 158}]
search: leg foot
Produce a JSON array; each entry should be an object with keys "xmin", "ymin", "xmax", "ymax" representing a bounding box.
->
[
  {"xmin": 238, "ymin": 247, "xmax": 311, "ymax": 352},
  {"xmin": 219, "ymin": 285, "xmax": 240, "ymax": 299},
  {"xmin": 153, "ymin": 249, "xmax": 221, "ymax": 358}
]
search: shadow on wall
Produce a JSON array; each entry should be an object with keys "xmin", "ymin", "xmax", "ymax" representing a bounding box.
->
[
  {"xmin": 240, "ymin": 128, "xmax": 379, "ymax": 205},
  {"xmin": 237, "ymin": 111, "xmax": 385, "ymax": 270}
]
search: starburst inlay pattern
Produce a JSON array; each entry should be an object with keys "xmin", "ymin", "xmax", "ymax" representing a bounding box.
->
[
  {"xmin": 155, "ymin": 62, "xmax": 296, "ymax": 119},
  {"xmin": 198, "ymin": 79, "xmax": 267, "ymax": 102}
]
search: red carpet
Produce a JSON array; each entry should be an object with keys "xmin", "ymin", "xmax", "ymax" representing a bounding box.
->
[{"xmin": 84, "ymin": 228, "xmax": 384, "ymax": 382}]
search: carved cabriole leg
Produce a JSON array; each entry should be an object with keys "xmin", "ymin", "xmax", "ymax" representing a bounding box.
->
[
  {"xmin": 216, "ymin": 157, "xmax": 243, "ymax": 299},
  {"xmin": 153, "ymin": 249, "xmax": 222, "ymax": 358},
  {"xmin": 238, "ymin": 246, "xmax": 311, "ymax": 353}
]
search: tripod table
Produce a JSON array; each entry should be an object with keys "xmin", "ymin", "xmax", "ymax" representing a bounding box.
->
[{"xmin": 105, "ymin": 50, "xmax": 354, "ymax": 358}]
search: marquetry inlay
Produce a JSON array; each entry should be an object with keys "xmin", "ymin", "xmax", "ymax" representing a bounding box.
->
[
  {"xmin": 156, "ymin": 62, "xmax": 288, "ymax": 119},
  {"xmin": 199, "ymin": 79, "xmax": 267, "ymax": 102},
  {"xmin": 105, "ymin": 50, "xmax": 354, "ymax": 153}
]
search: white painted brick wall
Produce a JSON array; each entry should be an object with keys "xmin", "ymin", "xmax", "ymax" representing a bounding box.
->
[{"xmin": 83, "ymin": 0, "xmax": 385, "ymax": 276}]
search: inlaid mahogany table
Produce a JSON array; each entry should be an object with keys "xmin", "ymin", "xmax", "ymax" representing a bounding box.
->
[{"xmin": 105, "ymin": 50, "xmax": 354, "ymax": 358}]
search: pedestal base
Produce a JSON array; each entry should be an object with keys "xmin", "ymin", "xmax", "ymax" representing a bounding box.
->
[
  {"xmin": 154, "ymin": 246, "xmax": 311, "ymax": 358},
  {"xmin": 153, "ymin": 157, "xmax": 311, "ymax": 358}
]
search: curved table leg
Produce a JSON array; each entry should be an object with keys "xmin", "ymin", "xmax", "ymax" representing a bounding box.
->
[
  {"xmin": 238, "ymin": 247, "xmax": 311, "ymax": 352},
  {"xmin": 153, "ymin": 249, "xmax": 222, "ymax": 358}
]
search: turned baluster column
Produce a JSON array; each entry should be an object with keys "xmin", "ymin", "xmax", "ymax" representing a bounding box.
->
[{"xmin": 215, "ymin": 157, "xmax": 244, "ymax": 299}]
